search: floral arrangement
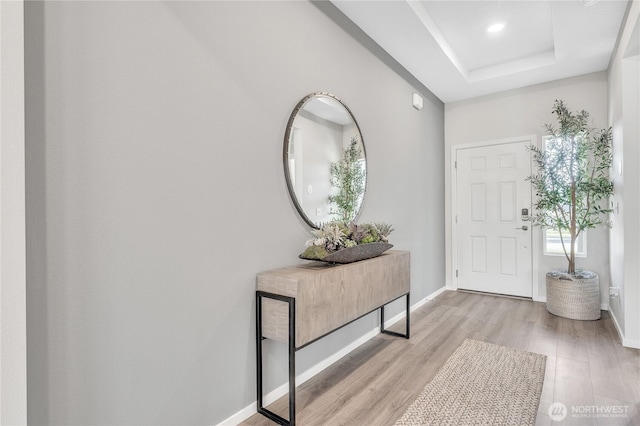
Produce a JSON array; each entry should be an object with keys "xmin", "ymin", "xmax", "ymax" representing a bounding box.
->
[{"xmin": 299, "ymin": 221, "xmax": 394, "ymax": 261}]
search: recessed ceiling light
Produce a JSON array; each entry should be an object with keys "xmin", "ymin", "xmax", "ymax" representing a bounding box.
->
[{"xmin": 487, "ymin": 23, "xmax": 505, "ymax": 33}]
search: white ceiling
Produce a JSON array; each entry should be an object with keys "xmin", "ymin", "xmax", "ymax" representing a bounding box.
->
[
  {"xmin": 331, "ymin": 0, "xmax": 629, "ymax": 103},
  {"xmin": 304, "ymin": 96, "xmax": 353, "ymax": 125}
]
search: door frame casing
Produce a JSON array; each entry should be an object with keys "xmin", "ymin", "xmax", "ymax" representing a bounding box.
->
[
  {"xmin": 0, "ymin": 0, "xmax": 28, "ymax": 423},
  {"xmin": 450, "ymin": 135, "xmax": 541, "ymax": 301}
]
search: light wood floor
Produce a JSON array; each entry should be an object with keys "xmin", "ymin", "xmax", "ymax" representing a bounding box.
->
[{"xmin": 242, "ymin": 290, "xmax": 640, "ymax": 426}]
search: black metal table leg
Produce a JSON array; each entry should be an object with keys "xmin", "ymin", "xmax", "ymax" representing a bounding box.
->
[
  {"xmin": 288, "ymin": 297, "xmax": 296, "ymax": 425},
  {"xmin": 256, "ymin": 291, "xmax": 296, "ymax": 425},
  {"xmin": 257, "ymin": 291, "xmax": 409, "ymax": 424},
  {"xmin": 380, "ymin": 292, "xmax": 410, "ymax": 339}
]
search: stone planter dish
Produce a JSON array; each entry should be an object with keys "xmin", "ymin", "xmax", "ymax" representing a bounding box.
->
[{"xmin": 299, "ymin": 242, "xmax": 393, "ymax": 264}]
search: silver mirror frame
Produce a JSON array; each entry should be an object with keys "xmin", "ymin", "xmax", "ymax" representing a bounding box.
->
[{"xmin": 283, "ymin": 92, "xmax": 367, "ymax": 229}]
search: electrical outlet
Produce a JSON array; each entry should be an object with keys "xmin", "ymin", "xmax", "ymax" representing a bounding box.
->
[{"xmin": 609, "ymin": 286, "xmax": 620, "ymax": 298}]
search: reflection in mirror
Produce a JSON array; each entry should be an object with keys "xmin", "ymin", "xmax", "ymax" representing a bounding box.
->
[{"xmin": 284, "ymin": 93, "xmax": 366, "ymax": 228}]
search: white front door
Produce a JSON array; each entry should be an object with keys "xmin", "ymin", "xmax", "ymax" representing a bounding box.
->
[{"xmin": 455, "ymin": 140, "xmax": 532, "ymax": 297}]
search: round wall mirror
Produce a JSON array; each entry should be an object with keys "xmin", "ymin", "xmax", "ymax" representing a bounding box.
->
[{"xmin": 284, "ymin": 92, "xmax": 367, "ymax": 228}]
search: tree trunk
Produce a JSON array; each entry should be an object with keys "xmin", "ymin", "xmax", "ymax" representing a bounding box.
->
[{"xmin": 569, "ymin": 182, "xmax": 577, "ymax": 275}]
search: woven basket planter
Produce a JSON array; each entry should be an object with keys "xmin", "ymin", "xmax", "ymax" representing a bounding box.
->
[{"xmin": 546, "ymin": 271, "xmax": 601, "ymax": 320}]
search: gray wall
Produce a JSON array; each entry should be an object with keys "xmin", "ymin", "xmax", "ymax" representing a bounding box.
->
[{"xmin": 24, "ymin": 1, "xmax": 445, "ymax": 424}]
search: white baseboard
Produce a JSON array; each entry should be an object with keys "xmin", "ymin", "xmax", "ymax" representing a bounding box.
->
[
  {"xmin": 217, "ymin": 327, "xmax": 380, "ymax": 425},
  {"xmin": 610, "ymin": 308, "xmax": 624, "ymax": 345},
  {"xmin": 624, "ymin": 337, "xmax": 640, "ymax": 349},
  {"xmin": 609, "ymin": 308, "xmax": 640, "ymax": 349},
  {"xmin": 218, "ymin": 286, "xmax": 448, "ymax": 425},
  {"xmin": 219, "ymin": 402, "xmax": 257, "ymax": 426},
  {"xmin": 424, "ymin": 285, "xmax": 449, "ymax": 302},
  {"xmin": 382, "ymin": 286, "xmax": 448, "ymax": 328}
]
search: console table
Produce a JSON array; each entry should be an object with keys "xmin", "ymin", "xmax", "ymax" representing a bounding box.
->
[{"xmin": 255, "ymin": 250, "xmax": 410, "ymax": 425}]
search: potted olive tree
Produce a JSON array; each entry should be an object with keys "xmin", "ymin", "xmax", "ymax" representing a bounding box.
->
[{"xmin": 528, "ymin": 100, "xmax": 613, "ymax": 320}]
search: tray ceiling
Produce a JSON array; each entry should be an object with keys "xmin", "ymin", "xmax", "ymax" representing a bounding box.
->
[{"xmin": 331, "ymin": 0, "xmax": 629, "ymax": 102}]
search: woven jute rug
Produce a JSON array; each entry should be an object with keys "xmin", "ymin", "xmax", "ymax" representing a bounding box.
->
[{"xmin": 395, "ymin": 339, "xmax": 546, "ymax": 426}]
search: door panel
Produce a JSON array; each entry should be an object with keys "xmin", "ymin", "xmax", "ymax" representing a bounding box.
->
[{"xmin": 456, "ymin": 141, "xmax": 532, "ymax": 297}]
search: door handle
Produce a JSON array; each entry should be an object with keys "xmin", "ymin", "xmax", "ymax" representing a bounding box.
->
[{"xmin": 516, "ymin": 225, "xmax": 529, "ymax": 231}]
